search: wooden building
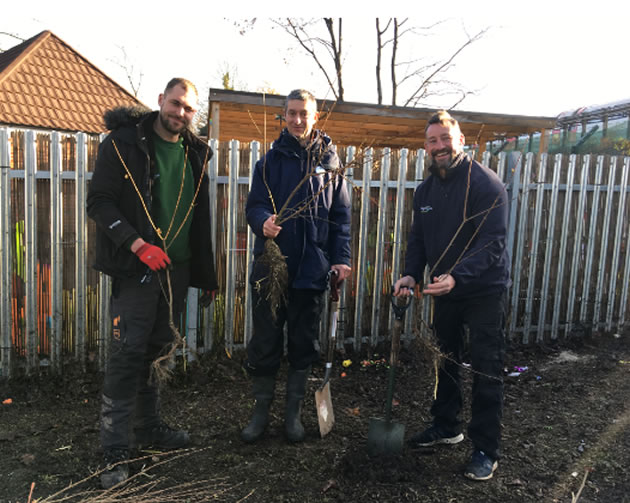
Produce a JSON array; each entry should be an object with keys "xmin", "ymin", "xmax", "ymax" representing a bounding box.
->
[{"xmin": 208, "ymin": 88, "xmax": 556, "ymax": 154}]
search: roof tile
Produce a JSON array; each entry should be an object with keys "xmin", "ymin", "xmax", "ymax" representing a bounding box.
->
[{"xmin": 0, "ymin": 30, "xmax": 143, "ymax": 132}]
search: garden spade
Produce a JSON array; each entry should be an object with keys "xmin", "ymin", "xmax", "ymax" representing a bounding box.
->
[
  {"xmin": 367, "ymin": 289, "xmax": 412, "ymax": 456},
  {"xmin": 315, "ymin": 271, "xmax": 341, "ymax": 438}
]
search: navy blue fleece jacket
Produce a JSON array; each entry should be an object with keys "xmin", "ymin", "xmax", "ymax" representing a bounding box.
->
[
  {"xmin": 246, "ymin": 129, "xmax": 351, "ymax": 291},
  {"xmin": 403, "ymin": 154, "xmax": 511, "ymax": 299}
]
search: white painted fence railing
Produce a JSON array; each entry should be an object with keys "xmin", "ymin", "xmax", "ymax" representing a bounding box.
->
[{"xmin": 1, "ymin": 128, "xmax": 629, "ymax": 377}]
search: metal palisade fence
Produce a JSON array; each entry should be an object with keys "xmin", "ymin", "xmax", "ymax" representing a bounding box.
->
[{"xmin": 0, "ymin": 128, "xmax": 629, "ymax": 377}]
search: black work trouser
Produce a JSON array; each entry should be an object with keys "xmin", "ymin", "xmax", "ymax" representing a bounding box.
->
[
  {"xmin": 101, "ymin": 263, "xmax": 190, "ymax": 449},
  {"xmin": 245, "ymin": 287, "xmax": 325, "ymax": 377},
  {"xmin": 430, "ymin": 290, "xmax": 507, "ymax": 460}
]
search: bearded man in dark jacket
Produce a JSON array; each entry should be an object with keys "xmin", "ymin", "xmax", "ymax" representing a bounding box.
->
[
  {"xmin": 394, "ymin": 110, "xmax": 511, "ymax": 482},
  {"xmin": 87, "ymin": 78, "xmax": 217, "ymax": 489},
  {"xmin": 242, "ymin": 89, "xmax": 351, "ymax": 444}
]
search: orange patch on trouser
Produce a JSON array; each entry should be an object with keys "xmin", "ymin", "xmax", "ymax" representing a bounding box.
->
[{"xmin": 113, "ymin": 316, "xmax": 121, "ymax": 341}]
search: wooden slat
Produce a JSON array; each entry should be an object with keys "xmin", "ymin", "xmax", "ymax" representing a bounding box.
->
[{"xmin": 208, "ymin": 88, "xmax": 556, "ymax": 149}]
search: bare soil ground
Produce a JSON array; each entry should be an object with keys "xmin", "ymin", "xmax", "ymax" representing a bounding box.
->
[{"xmin": 1, "ymin": 331, "xmax": 629, "ymax": 503}]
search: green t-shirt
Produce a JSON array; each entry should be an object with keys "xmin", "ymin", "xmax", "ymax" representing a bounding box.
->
[{"xmin": 151, "ymin": 132, "xmax": 194, "ymax": 263}]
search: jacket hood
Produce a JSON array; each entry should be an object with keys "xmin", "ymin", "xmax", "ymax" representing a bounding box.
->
[
  {"xmin": 103, "ymin": 105, "xmax": 152, "ymax": 131},
  {"xmin": 273, "ymin": 128, "xmax": 332, "ymax": 151},
  {"xmin": 273, "ymin": 128, "xmax": 337, "ymax": 169}
]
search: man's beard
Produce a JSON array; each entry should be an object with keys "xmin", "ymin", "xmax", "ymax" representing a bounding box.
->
[
  {"xmin": 431, "ymin": 150, "xmax": 465, "ymax": 171},
  {"xmin": 431, "ymin": 148, "xmax": 455, "ymax": 169},
  {"xmin": 159, "ymin": 112, "xmax": 188, "ymax": 135}
]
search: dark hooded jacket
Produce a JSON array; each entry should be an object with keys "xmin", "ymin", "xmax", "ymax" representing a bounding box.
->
[
  {"xmin": 403, "ymin": 153, "xmax": 511, "ymax": 299},
  {"xmin": 87, "ymin": 106, "xmax": 218, "ymax": 291},
  {"xmin": 246, "ymin": 128, "xmax": 351, "ymax": 291}
]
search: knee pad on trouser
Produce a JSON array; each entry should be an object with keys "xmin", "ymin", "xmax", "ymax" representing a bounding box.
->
[{"xmin": 100, "ymin": 394, "xmax": 136, "ymax": 450}]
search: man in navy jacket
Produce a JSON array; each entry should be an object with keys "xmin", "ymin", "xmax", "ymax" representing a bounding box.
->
[
  {"xmin": 242, "ymin": 89, "xmax": 351, "ymax": 443},
  {"xmin": 394, "ymin": 110, "xmax": 510, "ymax": 481}
]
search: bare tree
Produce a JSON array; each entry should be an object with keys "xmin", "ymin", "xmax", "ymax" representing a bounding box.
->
[
  {"xmin": 375, "ymin": 19, "xmax": 391, "ymax": 105},
  {"xmin": 216, "ymin": 61, "xmax": 246, "ymax": 91},
  {"xmin": 272, "ymin": 18, "xmax": 344, "ymax": 101},
  {"xmin": 375, "ymin": 18, "xmax": 487, "ymax": 108},
  {"xmin": 400, "ymin": 26, "xmax": 488, "ymax": 108},
  {"xmin": 109, "ymin": 45, "xmax": 144, "ymax": 98},
  {"xmin": 242, "ymin": 18, "xmax": 486, "ymax": 110},
  {"xmin": 390, "ymin": 19, "xmax": 400, "ymax": 106}
]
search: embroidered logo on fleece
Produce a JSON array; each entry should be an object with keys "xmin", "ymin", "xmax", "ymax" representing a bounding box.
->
[{"xmin": 419, "ymin": 206, "xmax": 433, "ymax": 213}]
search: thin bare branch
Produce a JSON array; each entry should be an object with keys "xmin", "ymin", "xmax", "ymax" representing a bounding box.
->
[
  {"xmin": 391, "ymin": 19, "xmax": 400, "ymax": 106},
  {"xmin": 272, "ymin": 18, "xmax": 340, "ymax": 101},
  {"xmin": 404, "ymin": 28, "xmax": 488, "ymax": 107}
]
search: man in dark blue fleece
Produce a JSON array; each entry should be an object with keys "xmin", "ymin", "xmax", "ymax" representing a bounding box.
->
[
  {"xmin": 394, "ymin": 110, "xmax": 510, "ymax": 481},
  {"xmin": 242, "ymin": 89, "xmax": 351, "ymax": 444}
]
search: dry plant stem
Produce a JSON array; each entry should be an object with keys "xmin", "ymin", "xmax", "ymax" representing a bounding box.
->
[
  {"xmin": 571, "ymin": 470, "xmax": 590, "ymax": 503},
  {"xmin": 255, "ymin": 239, "xmax": 288, "ymax": 322},
  {"xmin": 112, "ymin": 137, "xmax": 212, "ymax": 383},
  {"xmin": 417, "ymin": 316, "xmax": 502, "ymax": 383},
  {"xmin": 37, "ymin": 450, "xmax": 190, "ymax": 501},
  {"xmin": 427, "ymin": 158, "xmax": 504, "ymax": 279},
  {"xmin": 256, "ymin": 145, "xmax": 343, "ymax": 319},
  {"xmin": 151, "ymin": 269, "xmax": 182, "ymax": 384},
  {"xmin": 35, "ymin": 448, "xmax": 251, "ymax": 503},
  {"xmin": 432, "ymin": 358, "xmax": 439, "ymax": 400},
  {"xmin": 161, "ymin": 147, "xmax": 189, "ymax": 243}
]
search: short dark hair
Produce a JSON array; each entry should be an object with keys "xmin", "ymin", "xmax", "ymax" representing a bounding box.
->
[
  {"xmin": 164, "ymin": 78, "xmax": 198, "ymax": 97},
  {"xmin": 285, "ymin": 89, "xmax": 317, "ymax": 111},
  {"xmin": 425, "ymin": 110, "xmax": 459, "ymax": 133}
]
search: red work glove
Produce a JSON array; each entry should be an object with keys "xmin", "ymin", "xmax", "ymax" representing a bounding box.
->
[{"xmin": 135, "ymin": 243, "xmax": 171, "ymax": 271}]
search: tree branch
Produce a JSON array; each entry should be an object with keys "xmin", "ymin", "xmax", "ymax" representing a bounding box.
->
[
  {"xmin": 404, "ymin": 28, "xmax": 488, "ymax": 107},
  {"xmin": 273, "ymin": 18, "xmax": 340, "ymax": 100}
]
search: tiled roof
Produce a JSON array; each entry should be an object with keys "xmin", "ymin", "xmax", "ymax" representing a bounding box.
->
[{"xmin": 0, "ymin": 31, "xmax": 144, "ymax": 133}]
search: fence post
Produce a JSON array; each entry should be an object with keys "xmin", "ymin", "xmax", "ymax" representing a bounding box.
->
[
  {"xmin": 75, "ymin": 133, "xmax": 88, "ymax": 368},
  {"xmin": 579, "ymin": 156, "xmax": 604, "ymax": 324},
  {"xmin": 353, "ymin": 148, "xmax": 373, "ymax": 351},
  {"xmin": 551, "ymin": 154, "xmax": 577, "ymax": 339},
  {"xmin": 338, "ymin": 146, "xmax": 355, "ymax": 348},
  {"xmin": 505, "ymin": 152, "xmax": 521, "ymax": 266},
  {"xmin": 522, "ymin": 153, "xmax": 547, "ymax": 343},
  {"xmin": 482, "ymin": 150, "xmax": 492, "ymax": 168},
  {"xmin": 608, "ymin": 157, "xmax": 630, "ymax": 331},
  {"xmin": 370, "ymin": 148, "xmax": 390, "ymax": 347},
  {"xmin": 565, "ymin": 155, "xmax": 591, "ymax": 337},
  {"xmin": 536, "ymin": 153, "xmax": 563, "ymax": 342},
  {"xmin": 504, "ymin": 151, "xmax": 521, "ymax": 324},
  {"xmin": 497, "ymin": 152, "xmax": 508, "ymax": 181},
  {"xmin": 224, "ymin": 140, "xmax": 240, "ymax": 354},
  {"xmin": 202, "ymin": 139, "xmax": 219, "ymax": 352},
  {"xmin": 509, "ymin": 153, "xmax": 532, "ymax": 341},
  {"xmin": 243, "ymin": 141, "xmax": 260, "ymax": 347},
  {"xmin": 50, "ymin": 132, "xmax": 63, "ymax": 370},
  {"xmin": 25, "ymin": 131, "xmax": 38, "ymax": 373},
  {"xmin": 592, "ymin": 157, "xmax": 617, "ymax": 330},
  {"xmin": 0, "ymin": 128, "xmax": 12, "ymax": 378},
  {"xmin": 390, "ymin": 149, "xmax": 408, "ymax": 336}
]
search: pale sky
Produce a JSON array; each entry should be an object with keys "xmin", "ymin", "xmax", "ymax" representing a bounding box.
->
[{"xmin": 4, "ymin": 1, "xmax": 629, "ymax": 119}]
